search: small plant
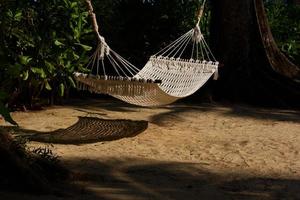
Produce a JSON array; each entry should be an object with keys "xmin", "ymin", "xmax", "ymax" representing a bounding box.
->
[
  {"xmin": 30, "ymin": 145, "xmax": 69, "ymax": 181},
  {"xmin": 31, "ymin": 146, "xmax": 59, "ymax": 164}
]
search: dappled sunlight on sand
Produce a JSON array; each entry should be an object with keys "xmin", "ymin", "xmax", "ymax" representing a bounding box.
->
[{"xmin": 1, "ymin": 98, "xmax": 300, "ymax": 199}]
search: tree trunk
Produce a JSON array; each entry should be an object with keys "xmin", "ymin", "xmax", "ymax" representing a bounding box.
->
[{"xmin": 210, "ymin": 0, "xmax": 300, "ymax": 107}]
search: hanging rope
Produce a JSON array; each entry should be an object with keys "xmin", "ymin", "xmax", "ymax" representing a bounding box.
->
[
  {"xmin": 75, "ymin": 0, "xmax": 219, "ymax": 107},
  {"xmin": 193, "ymin": 0, "xmax": 207, "ymax": 43},
  {"xmin": 85, "ymin": 0, "xmax": 101, "ymax": 41},
  {"xmin": 85, "ymin": 0, "xmax": 109, "ymax": 61},
  {"xmin": 196, "ymin": 0, "xmax": 207, "ymax": 26}
]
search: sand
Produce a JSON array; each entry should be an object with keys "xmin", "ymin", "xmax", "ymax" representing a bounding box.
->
[{"xmin": 1, "ymin": 98, "xmax": 300, "ymax": 199}]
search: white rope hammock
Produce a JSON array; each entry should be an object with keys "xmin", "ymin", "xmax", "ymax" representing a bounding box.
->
[{"xmin": 75, "ymin": 0, "xmax": 219, "ymax": 107}]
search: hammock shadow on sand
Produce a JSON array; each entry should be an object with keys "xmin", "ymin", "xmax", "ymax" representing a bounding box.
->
[{"xmin": 15, "ymin": 117, "xmax": 148, "ymax": 144}]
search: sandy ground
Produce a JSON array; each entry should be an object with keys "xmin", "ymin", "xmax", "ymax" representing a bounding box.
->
[{"xmin": 1, "ymin": 98, "xmax": 300, "ymax": 199}]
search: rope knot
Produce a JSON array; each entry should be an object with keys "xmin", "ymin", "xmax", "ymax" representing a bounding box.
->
[
  {"xmin": 192, "ymin": 24, "xmax": 203, "ymax": 43},
  {"xmin": 99, "ymin": 36, "xmax": 110, "ymax": 59}
]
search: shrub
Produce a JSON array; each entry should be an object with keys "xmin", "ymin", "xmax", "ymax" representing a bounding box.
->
[
  {"xmin": 265, "ymin": 0, "xmax": 300, "ymax": 64},
  {"xmin": 0, "ymin": 0, "xmax": 93, "ymax": 106}
]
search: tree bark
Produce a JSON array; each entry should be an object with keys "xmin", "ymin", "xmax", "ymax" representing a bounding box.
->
[
  {"xmin": 255, "ymin": 0, "xmax": 300, "ymax": 79},
  {"xmin": 210, "ymin": 0, "xmax": 300, "ymax": 107}
]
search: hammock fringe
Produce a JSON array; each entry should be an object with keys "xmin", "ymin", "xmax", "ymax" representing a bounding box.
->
[{"xmin": 77, "ymin": 0, "xmax": 219, "ymax": 107}]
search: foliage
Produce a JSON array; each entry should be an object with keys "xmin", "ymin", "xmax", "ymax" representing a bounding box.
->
[
  {"xmin": 94, "ymin": 0, "xmax": 298, "ymax": 66},
  {"xmin": 93, "ymin": 0, "xmax": 209, "ymax": 66},
  {"xmin": 0, "ymin": 0, "xmax": 298, "ymax": 108},
  {"xmin": 0, "ymin": 0, "xmax": 92, "ymax": 106},
  {"xmin": 265, "ymin": 0, "xmax": 300, "ymax": 64}
]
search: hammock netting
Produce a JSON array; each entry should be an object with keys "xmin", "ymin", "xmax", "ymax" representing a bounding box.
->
[{"xmin": 74, "ymin": 0, "xmax": 219, "ymax": 107}]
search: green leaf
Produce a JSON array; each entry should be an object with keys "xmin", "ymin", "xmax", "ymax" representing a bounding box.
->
[
  {"xmin": 22, "ymin": 70, "xmax": 29, "ymax": 80},
  {"xmin": 71, "ymin": 13, "xmax": 78, "ymax": 19},
  {"xmin": 71, "ymin": 2, "xmax": 78, "ymax": 8},
  {"xmin": 73, "ymin": 27, "xmax": 80, "ymax": 40},
  {"xmin": 78, "ymin": 65, "xmax": 91, "ymax": 73},
  {"xmin": 6, "ymin": 10, "xmax": 13, "ymax": 18},
  {"xmin": 62, "ymin": 0, "xmax": 69, "ymax": 7},
  {"xmin": 0, "ymin": 102, "xmax": 18, "ymax": 126},
  {"xmin": 83, "ymin": 29, "xmax": 93, "ymax": 34},
  {"xmin": 19, "ymin": 56, "xmax": 32, "ymax": 65},
  {"xmin": 72, "ymin": 52, "xmax": 80, "ymax": 60},
  {"xmin": 59, "ymin": 83, "xmax": 65, "ymax": 97},
  {"xmin": 68, "ymin": 76, "xmax": 76, "ymax": 88},
  {"xmin": 82, "ymin": 12, "xmax": 89, "ymax": 17},
  {"xmin": 45, "ymin": 81, "xmax": 52, "ymax": 90},
  {"xmin": 65, "ymin": 60, "xmax": 71, "ymax": 69},
  {"xmin": 14, "ymin": 11, "xmax": 22, "ymax": 21},
  {"xmin": 75, "ymin": 43, "xmax": 92, "ymax": 51},
  {"xmin": 45, "ymin": 61, "xmax": 55, "ymax": 73},
  {"xmin": 31, "ymin": 67, "xmax": 46, "ymax": 79},
  {"xmin": 54, "ymin": 40, "xmax": 64, "ymax": 47}
]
